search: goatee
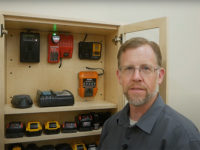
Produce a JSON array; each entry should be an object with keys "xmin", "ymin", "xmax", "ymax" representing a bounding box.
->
[{"xmin": 125, "ymin": 83, "xmax": 159, "ymax": 107}]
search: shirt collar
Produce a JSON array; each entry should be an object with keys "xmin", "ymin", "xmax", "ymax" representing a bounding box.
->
[
  {"xmin": 117, "ymin": 103, "xmax": 130, "ymax": 127},
  {"xmin": 117, "ymin": 94, "xmax": 165, "ymax": 134}
]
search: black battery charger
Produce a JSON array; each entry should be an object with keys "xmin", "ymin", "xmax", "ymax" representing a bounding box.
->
[
  {"xmin": 20, "ymin": 32, "xmax": 40, "ymax": 62},
  {"xmin": 78, "ymin": 42, "xmax": 101, "ymax": 60},
  {"xmin": 37, "ymin": 90, "xmax": 74, "ymax": 107}
]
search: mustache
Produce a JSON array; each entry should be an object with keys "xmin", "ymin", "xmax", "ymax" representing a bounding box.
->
[{"xmin": 128, "ymin": 84, "xmax": 146, "ymax": 90}]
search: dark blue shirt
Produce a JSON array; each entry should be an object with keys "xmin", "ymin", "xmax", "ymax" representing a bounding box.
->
[{"xmin": 98, "ymin": 95, "xmax": 200, "ymax": 150}]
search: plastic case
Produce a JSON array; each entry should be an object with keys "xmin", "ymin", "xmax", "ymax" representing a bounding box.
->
[
  {"xmin": 6, "ymin": 121, "xmax": 25, "ymax": 138},
  {"xmin": 25, "ymin": 121, "xmax": 42, "ymax": 136},
  {"xmin": 55, "ymin": 143, "xmax": 73, "ymax": 150},
  {"xmin": 76, "ymin": 113, "xmax": 93, "ymax": 131},
  {"xmin": 40, "ymin": 145, "xmax": 55, "ymax": 150},
  {"xmin": 20, "ymin": 32, "xmax": 40, "ymax": 63},
  {"xmin": 71, "ymin": 143, "xmax": 87, "ymax": 150},
  {"xmin": 37, "ymin": 90, "xmax": 74, "ymax": 107},
  {"xmin": 8, "ymin": 143, "xmax": 24, "ymax": 150},
  {"xmin": 87, "ymin": 144, "xmax": 97, "ymax": 150},
  {"xmin": 44, "ymin": 121, "xmax": 60, "ymax": 134},
  {"xmin": 78, "ymin": 71, "xmax": 98, "ymax": 97},
  {"xmin": 11, "ymin": 95, "xmax": 33, "ymax": 108},
  {"xmin": 61, "ymin": 122, "xmax": 77, "ymax": 133},
  {"xmin": 26, "ymin": 143, "xmax": 39, "ymax": 150},
  {"xmin": 78, "ymin": 42, "xmax": 101, "ymax": 60}
]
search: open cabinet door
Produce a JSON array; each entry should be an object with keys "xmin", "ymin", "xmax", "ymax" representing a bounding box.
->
[
  {"xmin": 0, "ymin": 14, "xmax": 5, "ymax": 150},
  {"xmin": 118, "ymin": 17, "xmax": 167, "ymax": 107}
]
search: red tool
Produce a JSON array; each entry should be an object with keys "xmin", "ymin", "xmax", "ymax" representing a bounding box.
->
[{"xmin": 48, "ymin": 33, "xmax": 73, "ymax": 64}]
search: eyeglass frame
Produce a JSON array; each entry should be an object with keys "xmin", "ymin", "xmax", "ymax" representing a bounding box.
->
[{"xmin": 118, "ymin": 64, "xmax": 161, "ymax": 77}]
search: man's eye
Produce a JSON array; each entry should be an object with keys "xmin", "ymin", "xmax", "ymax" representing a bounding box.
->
[
  {"xmin": 142, "ymin": 66, "xmax": 151, "ymax": 71},
  {"xmin": 125, "ymin": 66, "xmax": 134, "ymax": 71}
]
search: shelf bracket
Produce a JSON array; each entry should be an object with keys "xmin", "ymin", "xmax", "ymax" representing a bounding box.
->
[
  {"xmin": 0, "ymin": 24, "xmax": 8, "ymax": 37},
  {"xmin": 112, "ymin": 34, "xmax": 123, "ymax": 45}
]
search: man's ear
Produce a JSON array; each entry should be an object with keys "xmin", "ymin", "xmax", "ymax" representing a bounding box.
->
[
  {"xmin": 158, "ymin": 68, "xmax": 165, "ymax": 84},
  {"xmin": 116, "ymin": 69, "xmax": 122, "ymax": 85}
]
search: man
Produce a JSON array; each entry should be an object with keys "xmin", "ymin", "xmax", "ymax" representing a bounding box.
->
[{"xmin": 98, "ymin": 37, "xmax": 200, "ymax": 150}]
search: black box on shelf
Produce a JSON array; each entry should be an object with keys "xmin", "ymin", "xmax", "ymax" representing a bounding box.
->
[{"xmin": 37, "ymin": 90, "xmax": 74, "ymax": 107}]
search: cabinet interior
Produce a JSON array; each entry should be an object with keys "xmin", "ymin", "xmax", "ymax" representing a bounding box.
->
[
  {"xmin": 2, "ymin": 14, "xmax": 121, "ymax": 147},
  {"xmin": 1, "ymin": 14, "xmax": 167, "ymax": 148}
]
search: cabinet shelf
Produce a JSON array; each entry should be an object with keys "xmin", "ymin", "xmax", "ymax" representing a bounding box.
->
[
  {"xmin": 4, "ymin": 100, "xmax": 117, "ymax": 115},
  {"xmin": 4, "ymin": 128, "xmax": 102, "ymax": 144}
]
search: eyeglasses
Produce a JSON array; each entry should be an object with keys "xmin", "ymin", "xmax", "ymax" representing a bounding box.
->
[{"xmin": 119, "ymin": 64, "xmax": 160, "ymax": 77}]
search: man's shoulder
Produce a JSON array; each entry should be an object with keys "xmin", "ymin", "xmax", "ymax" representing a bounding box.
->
[
  {"xmin": 164, "ymin": 105, "xmax": 196, "ymax": 127},
  {"xmin": 162, "ymin": 105, "xmax": 200, "ymax": 140}
]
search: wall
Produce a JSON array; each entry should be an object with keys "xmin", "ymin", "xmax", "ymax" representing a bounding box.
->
[{"xmin": 0, "ymin": 0, "xmax": 200, "ymax": 129}]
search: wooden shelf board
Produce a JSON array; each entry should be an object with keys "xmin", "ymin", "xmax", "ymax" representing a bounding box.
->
[
  {"xmin": 4, "ymin": 100, "xmax": 117, "ymax": 115},
  {"xmin": 4, "ymin": 128, "xmax": 102, "ymax": 144},
  {"xmin": 4, "ymin": 13, "xmax": 119, "ymax": 35}
]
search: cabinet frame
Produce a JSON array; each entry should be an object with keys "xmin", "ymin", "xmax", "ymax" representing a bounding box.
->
[{"xmin": 0, "ymin": 12, "xmax": 167, "ymax": 149}]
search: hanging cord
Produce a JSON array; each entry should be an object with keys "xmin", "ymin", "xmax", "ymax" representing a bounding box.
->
[
  {"xmin": 83, "ymin": 34, "xmax": 88, "ymax": 42},
  {"xmin": 59, "ymin": 57, "xmax": 62, "ymax": 68},
  {"xmin": 86, "ymin": 67, "xmax": 104, "ymax": 76}
]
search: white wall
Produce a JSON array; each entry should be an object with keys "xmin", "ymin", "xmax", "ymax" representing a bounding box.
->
[{"xmin": 1, "ymin": 1, "xmax": 200, "ymax": 129}]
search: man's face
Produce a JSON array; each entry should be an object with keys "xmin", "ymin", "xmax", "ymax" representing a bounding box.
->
[{"xmin": 117, "ymin": 44, "xmax": 165, "ymax": 106}]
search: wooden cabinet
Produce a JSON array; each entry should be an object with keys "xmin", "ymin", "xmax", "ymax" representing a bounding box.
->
[{"xmin": 0, "ymin": 12, "xmax": 167, "ymax": 149}]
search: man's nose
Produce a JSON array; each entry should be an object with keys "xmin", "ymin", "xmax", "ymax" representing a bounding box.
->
[{"xmin": 131, "ymin": 69, "xmax": 143, "ymax": 81}]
